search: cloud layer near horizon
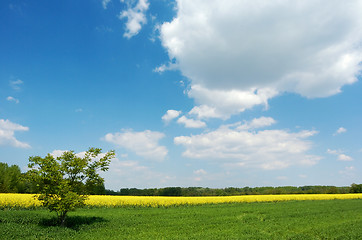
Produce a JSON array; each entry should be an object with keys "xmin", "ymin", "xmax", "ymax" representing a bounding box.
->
[
  {"xmin": 159, "ymin": 0, "xmax": 362, "ymax": 119},
  {"xmin": 174, "ymin": 117, "xmax": 320, "ymax": 170},
  {"xmin": 103, "ymin": 129, "xmax": 168, "ymax": 161}
]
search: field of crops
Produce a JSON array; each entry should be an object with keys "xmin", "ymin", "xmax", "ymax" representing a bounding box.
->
[
  {"xmin": 1, "ymin": 193, "xmax": 362, "ymax": 208},
  {"xmin": 1, "ymin": 199, "xmax": 361, "ymax": 239}
]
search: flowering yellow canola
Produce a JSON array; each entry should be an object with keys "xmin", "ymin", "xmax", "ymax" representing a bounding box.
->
[
  {"xmin": 0, "ymin": 193, "xmax": 42, "ymax": 208},
  {"xmin": 1, "ymin": 193, "xmax": 362, "ymax": 208}
]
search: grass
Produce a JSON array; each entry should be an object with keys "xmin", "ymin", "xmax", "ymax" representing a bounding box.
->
[{"xmin": 0, "ymin": 199, "xmax": 361, "ymax": 239}]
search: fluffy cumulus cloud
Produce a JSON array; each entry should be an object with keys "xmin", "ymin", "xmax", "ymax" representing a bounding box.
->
[
  {"xmin": 174, "ymin": 117, "xmax": 320, "ymax": 170},
  {"xmin": 338, "ymin": 154, "xmax": 353, "ymax": 161},
  {"xmin": 120, "ymin": 0, "xmax": 149, "ymax": 39},
  {"xmin": 188, "ymin": 85, "xmax": 277, "ymax": 119},
  {"xmin": 162, "ymin": 109, "xmax": 181, "ymax": 124},
  {"xmin": 49, "ymin": 149, "xmax": 106, "ymax": 160},
  {"xmin": 177, "ymin": 116, "xmax": 206, "ymax": 128},
  {"xmin": 159, "ymin": 0, "xmax": 362, "ymax": 119},
  {"xmin": 103, "ymin": 129, "xmax": 167, "ymax": 160},
  {"xmin": 0, "ymin": 119, "xmax": 30, "ymax": 148},
  {"xmin": 50, "ymin": 149, "xmax": 67, "ymax": 158},
  {"xmin": 334, "ymin": 127, "xmax": 347, "ymax": 135},
  {"xmin": 236, "ymin": 116, "xmax": 276, "ymax": 130},
  {"xmin": 327, "ymin": 149, "xmax": 353, "ymax": 161}
]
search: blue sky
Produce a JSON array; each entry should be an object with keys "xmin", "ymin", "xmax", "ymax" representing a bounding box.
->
[{"xmin": 1, "ymin": 0, "xmax": 361, "ymax": 190}]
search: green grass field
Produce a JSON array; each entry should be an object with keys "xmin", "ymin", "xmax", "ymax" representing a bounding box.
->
[{"xmin": 1, "ymin": 199, "xmax": 361, "ymax": 239}]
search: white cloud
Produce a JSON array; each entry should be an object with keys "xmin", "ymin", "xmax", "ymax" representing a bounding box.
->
[
  {"xmin": 188, "ymin": 105, "xmax": 225, "ymax": 120},
  {"xmin": 337, "ymin": 154, "xmax": 353, "ymax": 161},
  {"xmin": 334, "ymin": 127, "xmax": 347, "ymax": 135},
  {"xmin": 103, "ymin": 157, "xmax": 173, "ymax": 189},
  {"xmin": 327, "ymin": 148, "xmax": 353, "ymax": 161},
  {"xmin": 162, "ymin": 109, "xmax": 181, "ymax": 124},
  {"xmin": 193, "ymin": 169, "xmax": 207, "ymax": 182},
  {"xmin": 119, "ymin": 0, "xmax": 149, "ymax": 39},
  {"xmin": 177, "ymin": 116, "xmax": 206, "ymax": 128},
  {"xmin": 6, "ymin": 96, "xmax": 19, "ymax": 104},
  {"xmin": 194, "ymin": 169, "xmax": 207, "ymax": 175},
  {"xmin": 327, "ymin": 149, "xmax": 338, "ymax": 155},
  {"xmin": 174, "ymin": 117, "xmax": 320, "ymax": 170},
  {"xmin": 236, "ymin": 117, "xmax": 276, "ymax": 130},
  {"xmin": 50, "ymin": 150, "xmax": 67, "ymax": 158},
  {"xmin": 188, "ymin": 85, "xmax": 277, "ymax": 120},
  {"xmin": 339, "ymin": 166, "xmax": 356, "ymax": 178},
  {"xmin": 153, "ymin": 62, "xmax": 179, "ymax": 73},
  {"xmin": 102, "ymin": 0, "xmax": 111, "ymax": 9},
  {"xmin": 50, "ymin": 150, "xmax": 107, "ymax": 160},
  {"xmin": 0, "ymin": 119, "xmax": 30, "ymax": 148},
  {"xmin": 159, "ymin": 0, "xmax": 362, "ymax": 119},
  {"xmin": 9, "ymin": 79, "xmax": 23, "ymax": 90},
  {"xmin": 103, "ymin": 129, "xmax": 168, "ymax": 160}
]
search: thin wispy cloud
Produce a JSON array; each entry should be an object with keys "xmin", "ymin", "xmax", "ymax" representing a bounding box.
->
[
  {"xmin": 102, "ymin": 0, "xmax": 111, "ymax": 9},
  {"xmin": 9, "ymin": 79, "xmax": 23, "ymax": 91},
  {"xmin": 6, "ymin": 96, "xmax": 19, "ymax": 104}
]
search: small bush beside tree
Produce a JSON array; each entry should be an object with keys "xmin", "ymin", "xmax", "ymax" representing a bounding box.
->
[{"xmin": 26, "ymin": 147, "xmax": 115, "ymax": 225}]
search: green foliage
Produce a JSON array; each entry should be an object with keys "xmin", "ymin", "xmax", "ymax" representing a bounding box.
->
[
  {"xmin": 350, "ymin": 183, "xmax": 362, "ymax": 193},
  {"xmin": 159, "ymin": 187, "xmax": 182, "ymax": 196},
  {"xmin": 1, "ymin": 200, "xmax": 361, "ymax": 239},
  {"xmin": 0, "ymin": 162, "xmax": 24, "ymax": 193},
  {"xmin": 111, "ymin": 185, "xmax": 352, "ymax": 196},
  {"xmin": 25, "ymin": 147, "xmax": 115, "ymax": 225}
]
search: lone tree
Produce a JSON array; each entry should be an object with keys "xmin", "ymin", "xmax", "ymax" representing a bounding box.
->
[{"xmin": 26, "ymin": 147, "xmax": 115, "ymax": 225}]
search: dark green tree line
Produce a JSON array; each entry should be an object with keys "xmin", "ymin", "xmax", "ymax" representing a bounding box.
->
[{"xmin": 0, "ymin": 162, "xmax": 26, "ymax": 193}]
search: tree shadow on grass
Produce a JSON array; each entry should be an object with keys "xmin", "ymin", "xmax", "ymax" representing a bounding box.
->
[{"xmin": 39, "ymin": 216, "xmax": 108, "ymax": 230}]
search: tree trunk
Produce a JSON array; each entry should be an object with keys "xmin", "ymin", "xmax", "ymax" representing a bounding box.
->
[{"xmin": 58, "ymin": 211, "xmax": 67, "ymax": 226}]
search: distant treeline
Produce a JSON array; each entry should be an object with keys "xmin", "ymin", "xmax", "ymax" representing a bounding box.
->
[
  {"xmin": 0, "ymin": 162, "xmax": 30, "ymax": 193},
  {"xmin": 105, "ymin": 184, "xmax": 362, "ymax": 196},
  {"xmin": 1, "ymin": 162, "xmax": 362, "ymax": 195}
]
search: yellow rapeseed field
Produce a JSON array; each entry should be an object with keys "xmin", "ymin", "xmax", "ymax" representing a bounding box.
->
[
  {"xmin": 1, "ymin": 193, "xmax": 362, "ymax": 208},
  {"xmin": 0, "ymin": 193, "xmax": 42, "ymax": 208}
]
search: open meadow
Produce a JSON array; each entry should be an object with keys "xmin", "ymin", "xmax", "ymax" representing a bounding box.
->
[{"xmin": 1, "ymin": 194, "xmax": 362, "ymax": 239}]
